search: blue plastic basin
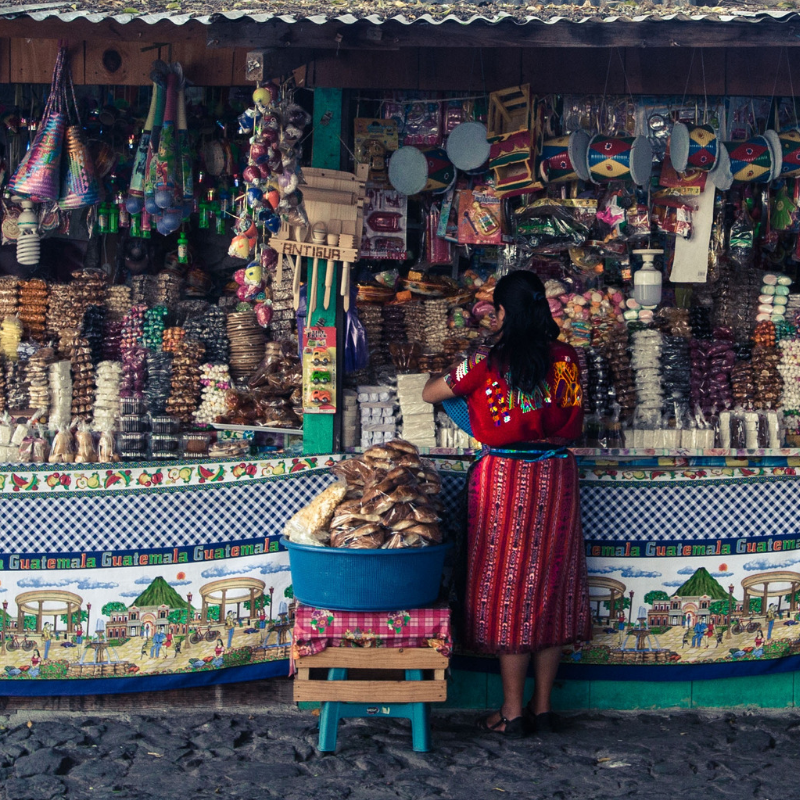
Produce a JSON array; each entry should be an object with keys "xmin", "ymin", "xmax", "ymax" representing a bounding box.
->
[{"xmin": 281, "ymin": 537, "xmax": 453, "ymax": 612}]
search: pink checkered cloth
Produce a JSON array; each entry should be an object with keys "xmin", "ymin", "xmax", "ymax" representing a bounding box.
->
[{"xmin": 292, "ymin": 602, "xmax": 453, "ymax": 659}]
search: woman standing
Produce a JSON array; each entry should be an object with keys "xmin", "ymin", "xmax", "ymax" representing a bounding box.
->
[{"xmin": 422, "ymin": 271, "xmax": 591, "ymax": 738}]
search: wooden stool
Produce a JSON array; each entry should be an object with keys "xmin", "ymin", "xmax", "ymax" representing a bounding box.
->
[{"xmin": 294, "ymin": 647, "xmax": 448, "ymax": 752}]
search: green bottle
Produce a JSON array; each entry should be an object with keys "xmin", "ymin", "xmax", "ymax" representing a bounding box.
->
[{"xmin": 178, "ymin": 232, "xmax": 188, "ymax": 264}]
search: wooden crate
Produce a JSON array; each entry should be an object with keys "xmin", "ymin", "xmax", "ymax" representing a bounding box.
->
[
  {"xmin": 487, "ymin": 84, "xmax": 531, "ymax": 141},
  {"xmin": 294, "ymin": 647, "xmax": 448, "ymax": 704}
]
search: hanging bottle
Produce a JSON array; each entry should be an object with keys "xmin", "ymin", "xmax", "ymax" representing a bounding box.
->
[{"xmin": 177, "ymin": 231, "xmax": 188, "ymax": 264}]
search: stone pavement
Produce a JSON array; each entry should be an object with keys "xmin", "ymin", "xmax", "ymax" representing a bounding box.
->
[{"xmin": 0, "ymin": 704, "xmax": 795, "ymax": 800}]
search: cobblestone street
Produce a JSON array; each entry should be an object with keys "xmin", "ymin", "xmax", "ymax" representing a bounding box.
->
[{"xmin": 0, "ymin": 703, "xmax": 795, "ymax": 800}]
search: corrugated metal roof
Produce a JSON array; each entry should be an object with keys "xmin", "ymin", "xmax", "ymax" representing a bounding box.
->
[{"xmin": 3, "ymin": 2, "xmax": 800, "ymax": 27}]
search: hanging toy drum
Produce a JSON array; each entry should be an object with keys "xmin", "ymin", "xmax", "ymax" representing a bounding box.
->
[
  {"xmin": 778, "ymin": 128, "xmax": 800, "ymax": 178},
  {"xmin": 720, "ymin": 132, "xmax": 782, "ymax": 185},
  {"xmin": 538, "ymin": 130, "xmax": 590, "ymax": 183},
  {"xmin": 388, "ymin": 146, "xmax": 428, "ymax": 196},
  {"xmin": 421, "ymin": 147, "xmax": 456, "ymax": 194},
  {"xmin": 669, "ymin": 122, "xmax": 719, "ymax": 173},
  {"xmin": 445, "ymin": 121, "xmax": 490, "ymax": 172},
  {"xmin": 586, "ymin": 134, "xmax": 653, "ymax": 186}
]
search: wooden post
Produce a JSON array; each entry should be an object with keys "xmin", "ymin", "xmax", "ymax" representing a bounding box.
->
[
  {"xmin": 303, "ymin": 87, "xmax": 342, "ymax": 456},
  {"xmin": 36, "ymin": 601, "xmax": 42, "ymax": 634}
]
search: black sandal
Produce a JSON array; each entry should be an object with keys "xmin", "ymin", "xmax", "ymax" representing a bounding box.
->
[
  {"xmin": 522, "ymin": 705, "xmax": 560, "ymax": 735},
  {"xmin": 476, "ymin": 711, "xmax": 525, "ymax": 739}
]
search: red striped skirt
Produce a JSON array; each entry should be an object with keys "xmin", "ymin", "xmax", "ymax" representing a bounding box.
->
[{"xmin": 464, "ymin": 452, "xmax": 592, "ymax": 654}]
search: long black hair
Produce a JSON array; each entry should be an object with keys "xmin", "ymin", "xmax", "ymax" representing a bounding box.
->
[{"xmin": 489, "ymin": 271, "xmax": 560, "ymax": 394}]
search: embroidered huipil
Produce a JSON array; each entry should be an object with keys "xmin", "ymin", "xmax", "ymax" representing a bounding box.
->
[{"xmin": 444, "ymin": 342, "xmax": 584, "ymax": 446}]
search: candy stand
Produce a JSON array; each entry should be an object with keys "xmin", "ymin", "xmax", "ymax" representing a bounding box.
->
[{"xmin": 0, "ymin": 6, "xmax": 798, "ymax": 712}]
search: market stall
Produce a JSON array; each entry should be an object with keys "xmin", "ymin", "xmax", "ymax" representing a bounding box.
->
[{"xmin": 1, "ymin": 2, "xmax": 800, "ymax": 705}]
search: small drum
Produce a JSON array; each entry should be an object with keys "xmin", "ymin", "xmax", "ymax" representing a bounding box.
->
[
  {"xmin": 388, "ymin": 146, "xmax": 428, "ymax": 195},
  {"xmin": 586, "ymin": 134, "xmax": 653, "ymax": 186},
  {"xmin": 670, "ymin": 122, "xmax": 719, "ymax": 173},
  {"xmin": 446, "ymin": 122, "xmax": 490, "ymax": 172},
  {"xmin": 778, "ymin": 128, "xmax": 800, "ymax": 178},
  {"xmin": 421, "ymin": 146, "xmax": 456, "ymax": 194},
  {"xmin": 538, "ymin": 130, "xmax": 590, "ymax": 183},
  {"xmin": 722, "ymin": 133, "xmax": 782, "ymax": 185}
]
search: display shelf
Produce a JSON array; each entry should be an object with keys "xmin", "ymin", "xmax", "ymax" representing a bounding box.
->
[
  {"xmin": 345, "ymin": 446, "xmax": 800, "ymax": 458},
  {"xmin": 212, "ymin": 424, "xmax": 304, "ymax": 436}
]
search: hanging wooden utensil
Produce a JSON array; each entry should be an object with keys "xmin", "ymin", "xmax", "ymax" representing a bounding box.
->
[
  {"xmin": 308, "ymin": 255, "xmax": 319, "ymax": 326},
  {"xmin": 293, "ymin": 253, "xmax": 302, "ymax": 311},
  {"xmin": 338, "ymin": 233, "xmax": 356, "ymax": 311}
]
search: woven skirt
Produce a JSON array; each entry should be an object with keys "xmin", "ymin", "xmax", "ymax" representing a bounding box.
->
[{"xmin": 464, "ymin": 452, "xmax": 591, "ymax": 654}]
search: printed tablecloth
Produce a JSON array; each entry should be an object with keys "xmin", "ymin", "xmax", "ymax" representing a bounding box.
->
[
  {"xmin": 4, "ymin": 451, "xmax": 800, "ymax": 693},
  {"xmin": 292, "ymin": 602, "xmax": 452, "ymax": 659}
]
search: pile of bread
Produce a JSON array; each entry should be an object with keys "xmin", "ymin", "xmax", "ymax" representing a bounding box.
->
[{"xmin": 284, "ymin": 439, "xmax": 443, "ymax": 549}]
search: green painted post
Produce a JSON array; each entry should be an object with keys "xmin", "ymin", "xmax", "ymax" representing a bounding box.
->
[{"xmin": 303, "ymin": 88, "xmax": 343, "ymax": 455}]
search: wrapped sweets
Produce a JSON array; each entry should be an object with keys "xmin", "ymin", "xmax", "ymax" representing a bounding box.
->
[
  {"xmin": 120, "ymin": 304, "xmax": 146, "ymax": 352},
  {"xmin": 0, "ymin": 353, "xmax": 7, "ymax": 413},
  {"xmin": 0, "ymin": 316, "xmax": 22, "ymax": 359},
  {"xmin": 153, "ymin": 271, "xmax": 182, "ymax": 311},
  {"xmin": 46, "ymin": 283, "xmax": 71, "ymax": 340},
  {"xmin": 162, "ymin": 326, "xmax": 185, "ymax": 353},
  {"xmin": 0, "ymin": 277, "xmax": 19, "ymax": 321},
  {"xmin": 690, "ymin": 331, "xmax": 735, "ymax": 414},
  {"xmin": 604, "ymin": 329, "xmax": 637, "ymax": 419},
  {"xmin": 70, "ymin": 336, "xmax": 95, "ymax": 420},
  {"xmin": 48, "ymin": 361, "xmax": 72, "ymax": 428},
  {"xmin": 131, "ymin": 275, "xmax": 158, "ymax": 307},
  {"xmin": 779, "ymin": 338, "xmax": 800, "ymax": 417},
  {"xmin": 359, "ymin": 304, "xmax": 385, "ymax": 371},
  {"xmin": 81, "ymin": 304, "xmax": 106, "ymax": 366},
  {"xmin": 194, "ymin": 363, "xmax": 231, "ymax": 424},
  {"xmin": 27, "ymin": 347, "xmax": 54, "ymax": 416},
  {"xmin": 145, "ymin": 351, "xmax": 173, "ymax": 414},
  {"xmin": 106, "ymin": 284, "xmax": 132, "ymax": 323},
  {"xmin": 17, "ymin": 279, "xmax": 47, "ymax": 342},
  {"xmin": 143, "ymin": 305, "xmax": 168, "ymax": 351},
  {"xmin": 68, "ymin": 269, "xmax": 107, "ymax": 330},
  {"xmin": 121, "ymin": 343, "xmax": 147, "ymax": 400},
  {"xmin": 5, "ymin": 357, "xmax": 28, "ymax": 411},
  {"xmin": 166, "ymin": 339, "xmax": 204, "ymax": 422},
  {"xmin": 421, "ymin": 298, "xmax": 449, "ymax": 353},
  {"xmin": 585, "ymin": 347, "xmax": 612, "ymax": 416},
  {"xmin": 102, "ymin": 319, "xmax": 123, "ymax": 362},
  {"xmin": 630, "ymin": 329, "xmax": 664, "ymax": 415},
  {"xmin": 752, "ymin": 322, "xmax": 783, "ymax": 410},
  {"xmin": 93, "ymin": 361, "xmax": 123, "ymax": 431},
  {"xmin": 184, "ymin": 306, "xmax": 230, "ymax": 363},
  {"xmin": 403, "ymin": 303, "xmax": 425, "ymax": 345}
]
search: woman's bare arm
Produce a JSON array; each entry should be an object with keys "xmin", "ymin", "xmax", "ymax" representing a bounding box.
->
[{"xmin": 422, "ymin": 375, "xmax": 456, "ymax": 404}]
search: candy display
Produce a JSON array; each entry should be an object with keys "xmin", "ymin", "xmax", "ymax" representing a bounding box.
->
[
  {"xmin": 194, "ymin": 363, "xmax": 232, "ymax": 424},
  {"xmin": 166, "ymin": 339, "xmax": 204, "ymax": 422},
  {"xmin": 18, "ymin": 279, "xmax": 48, "ymax": 342}
]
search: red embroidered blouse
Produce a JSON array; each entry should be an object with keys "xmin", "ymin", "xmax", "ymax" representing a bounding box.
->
[{"xmin": 444, "ymin": 341, "xmax": 584, "ymax": 447}]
